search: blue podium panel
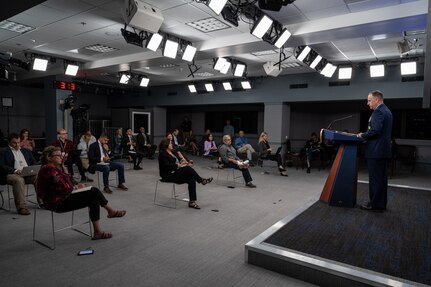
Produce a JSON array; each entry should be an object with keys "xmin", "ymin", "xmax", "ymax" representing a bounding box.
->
[{"xmin": 320, "ymin": 129, "xmax": 363, "ymax": 208}]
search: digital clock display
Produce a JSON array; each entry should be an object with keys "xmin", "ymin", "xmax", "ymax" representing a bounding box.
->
[{"xmin": 53, "ymin": 80, "xmax": 76, "ymax": 91}]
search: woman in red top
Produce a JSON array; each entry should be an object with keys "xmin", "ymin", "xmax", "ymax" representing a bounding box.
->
[
  {"xmin": 19, "ymin": 128, "xmax": 35, "ymax": 151},
  {"xmin": 37, "ymin": 146, "xmax": 126, "ymax": 240}
]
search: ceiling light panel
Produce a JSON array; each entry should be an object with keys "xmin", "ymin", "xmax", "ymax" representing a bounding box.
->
[
  {"xmin": 400, "ymin": 61, "xmax": 416, "ymax": 75},
  {"xmin": 163, "ymin": 39, "xmax": 179, "ymax": 59},
  {"xmin": 220, "ymin": 61, "xmax": 231, "ymax": 74},
  {"xmin": 33, "ymin": 58, "xmax": 48, "ymax": 71},
  {"xmin": 0, "ymin": 20, "xmax": 35, "ymax": 33},
  {"xmin": 65, "ymin": 64, "xmax": 79, "ymax": 76},
  {"xmin": 84, "ymin": 44, "xmax": 119, "ymax": 53},
  {"xmin": 208, "ymin": 0, "xmax": 228, "ymax": 15},
  {"xmin": 274, "ymin": 29, "xmax": 291, "ymax": 48},
  {"xmin": 370, "ymin": 64, "xmax": 384, "ymax": 77},
  {"xmin": 205, "ymin": 83, "xmax": 214, "ymax": 92},
  {"xmin": 186, "ymin": 17, "xmax": 230, "ymax": 33},
  {"xmin": 188, "ymin": 84, "xmax": 197, "ymax": 93},
  {"xmin": 338, "ymin": 67, "xmax": 352, "ymax": 79},
  {"xmin": 120, "ymin": 74, "xmax": 130, "ymax": 84},
  {"xmin": 147, "ymin": 33, "xmax": 163, "ymax": 51},
  {"xmin": 241, "ymin": 81, "xmax": 251, "ymax": 89},
  {"xmin": 223, "ymin": 82, "xmax": 232, "ymax": 90},
  {"xmin": 251, "ymin": 15, "xmax": 273, "ymax": 39},
  {"xmin": 297, "ymin": 46, "xmax": 311, "ymax": 62},
  {"xmin": 182, "ymin": 45, "xmax": 197, "ymax": 62},
  {"xmin": 214, "ymin": 58, "xmax": 227, "ymax": 71},
  {"xmin": 140, "ymin": 78, "xmax": 150, "ymax": 87},
  {"xmin": 309, "ymin": 55, "xmax": 322, "ymax": 69},
  {"xmin": 234, "ymin": 64, "xmax": 246, "ymax": 77}
]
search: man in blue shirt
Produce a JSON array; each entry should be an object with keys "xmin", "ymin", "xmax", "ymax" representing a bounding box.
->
[{"xmin": 234, "ymin": 130, "xmax": 257, "ymax": 163}]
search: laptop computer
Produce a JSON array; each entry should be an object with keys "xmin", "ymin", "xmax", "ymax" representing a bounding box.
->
[
  {"xmin": 275, "ymin": 146, "xmax": 282, "ymax": 156},
  {"xmin": 20, "ymin": 165, "xmax": 41, "ymax": 177}
]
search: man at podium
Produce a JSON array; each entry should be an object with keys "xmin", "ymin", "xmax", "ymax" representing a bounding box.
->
[{"xmin": 357, "ymin": 90, "xmax": 393, "ymax": 211}]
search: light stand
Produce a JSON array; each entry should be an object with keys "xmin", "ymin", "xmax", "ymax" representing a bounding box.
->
[{"xmin": 1, "ymin": 97, "xmax": 13, "ymax": 136}]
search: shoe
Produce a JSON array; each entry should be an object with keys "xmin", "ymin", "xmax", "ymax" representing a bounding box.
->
[
  {"xmin": 359, "ymin": 204, "xmax": 386, "ymax": 212},
  {"xmin": 117, "ymin": 183, "xmax": 128, "ymax": 190},
  {"xmin": 103, "ymin": 187, "xmax": 113, "ymax": 194},
  {"xmin": 133, "ymin": 166, "xmax": 142, "ymax": 170},
  {"xmin": 80, "ymin": 176, "xmax": 93, "ymax": 183},
  {"xmin": 246, "ymin": 182, "xmax": 256, "ymax": 188},
  {"xmin": 201, "ymin": 177, "xmax": 213, "ymax": 185},
  {"xmin": 188, "ymin": 202, "xmax": 201, "ymax": 209},
  {"xmin": 280, "ymin": 172, "xmax": 288, "ymax": 177},
  {"xmin": 279, "ymin": 165, "xmax": 286, "ymax": 172},
  {"xmin": 17, "ymin": 207, "xmax": 31, "ymax": 215},
  {"xmin": 306, "ymin": 167, "xmax": 311, "ymax": 173}
]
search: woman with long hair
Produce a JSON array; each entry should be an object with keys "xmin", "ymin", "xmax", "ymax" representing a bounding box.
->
[
  {"xmin": 158, "ymin": 139, "xmax": 212, "ymax": 209},
  {"xmin": 19, "ymin": 128, "xmax": 35, "ymax": 151},
  {"xmin": 258, "ymin": 132, "xmax": 288, "ymax": 177}
]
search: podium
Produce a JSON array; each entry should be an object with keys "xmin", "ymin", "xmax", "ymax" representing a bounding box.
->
[{"xmin": 319, "ymin": 129, "xmax": 363, "ymax": 207}]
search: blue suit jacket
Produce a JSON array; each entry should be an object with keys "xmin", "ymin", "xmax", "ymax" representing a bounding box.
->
[
  {"xmin": 87, "ymin": 141, "xmax": 102, "ymax": 173},
  {"xmin": 362, "ymin": 103, "xmax": 393, "ymax": 159},
  {"xmin": 0, "ymin": 147, "xmax": 37, "ymax": 184}
]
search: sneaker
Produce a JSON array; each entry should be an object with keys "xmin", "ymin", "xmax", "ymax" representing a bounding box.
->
[{"xmin": 246, "ymin": 182, "xmax": 256, "ymax": 188}]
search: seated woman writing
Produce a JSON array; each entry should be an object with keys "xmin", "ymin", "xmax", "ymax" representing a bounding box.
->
[
  {"xmin": 258, "ymin": 132, "xmax": 288, "ymax": 177},
  {"xmin": 36, "ymin": 146, "xmax": 126, "ymax": 240},
  {"xmin": 158, "ymin": 140, "xmax": 213, "ymax": 209}
]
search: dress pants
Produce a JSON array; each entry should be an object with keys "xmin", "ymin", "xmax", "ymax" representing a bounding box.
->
[
  {"xmin": 93, "ymin": 162, "xmax": 125, "ymax": 188},
  {"xmin": 56, "ymin": 187, "xmax": 108, "ymax": 221},
  {"xmin": 161, "ymin": 166, "xmax": 202, "ymax": 201},
  {"xmin": 223, "ymin": 162, "xmax": 253, "ymax": 183},
  {"xmin": 237, "ymin": 144, "xmax": 256, "ymax": 161},
  {"xmin": 367, "ymin": 158, "xmax": 388, "ymax": 209},
  {"xmin": 65, "ymin": 153, "xmax": 86, "ymax": 178},
  {"xmin": 6, "ymin": 174, "xmax": 36, "ymax": 209}
]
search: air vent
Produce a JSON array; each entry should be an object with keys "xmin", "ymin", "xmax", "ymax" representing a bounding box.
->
[
  {"xmin": 289, "ymin": 83, "xmax": 308, "ymax": 89},
  {"xmin": 401, "ymin": 76, "xmax": 424, "ymax": 82},
  {"xmin": 329, "ymin": 81, "xmax": 350, "ymax": 87},
  {"xmin": 186, "ymin": 17, "xmax": 230, "ymax": 33}
]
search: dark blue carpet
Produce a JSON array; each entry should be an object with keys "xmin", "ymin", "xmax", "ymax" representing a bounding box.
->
[{"xmin": 264, "ymin": 183, "xmax": 431, "ymax": 285}]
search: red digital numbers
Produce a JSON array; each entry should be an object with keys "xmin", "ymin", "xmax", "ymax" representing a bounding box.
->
[{"xmin": 53, "ymin": 80, "xmax": 76, "ymax": 91}]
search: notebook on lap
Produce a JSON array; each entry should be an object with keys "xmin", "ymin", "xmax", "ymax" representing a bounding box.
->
[
  {"xmin": 20, "ymin": 165, "xmax": 41, "ymax": 177},
  {"xmin": 72, "ymin": 186, "xmax": 92, "ymax": 194}
]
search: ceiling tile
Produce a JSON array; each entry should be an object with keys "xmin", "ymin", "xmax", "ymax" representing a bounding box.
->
[
  {"xmin": 163, "ymin": 3, "xmax": 212, "ymax": 23},
  {"xmin": 293, "ymin": 0, "xmax": 346, "ymax": 12},
  {"xmin": 347, "ymin": 0, "xmax": 402, "ymax": 13},
  {"xmin": 42, "ymin": 0, "xmax": 95, "ymax": 17},
  {"xmin": 303, "ymin": 5, "xmax": 350, "ymax": 20}
]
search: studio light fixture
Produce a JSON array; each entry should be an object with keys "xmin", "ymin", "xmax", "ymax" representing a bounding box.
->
[
  {"xmin": 222, "ymin": 82, "xmax": 232, "ymax": 90},
  {"xmin": 121, "ymin": 25, "xmax": 144, "ymax": 47},
  {"xmin": 401, "ymin": 61, "xmax": 416, "ymax": 75},
  {"xmin": 251, "ymin": 14, "xmax": 273, "ymax": 39},
  {"xmin": 338, "ymin": 67, "xmax": 352, "ymax": 80},
  {"xmin": 208, "ymin": 0, "xmax": 229, "ymax": 15},
  {"xmin": 370, "ymin": 64, "xmax": 385, "ymax": 77},
  {"xmin": 140, "ymin": 77, "xmax": 150, "ymax": 87},
  {"xmin": 274, "ymin": 29, "xmax": 291, "ymax": 48},
  {"xmin": 188, "ymin": 84, "xmax": 197, "ymax": 93},
  {"xmin": 234, "ymin": 63, "xmax": 246, "ymax": 77},
  {"xmin": 147, "ymin": 33, "xmax": 163, "ymax": 51},
  {"xmin": 221, "ymin": 5, "xmax": 239, "ymax": 27},
  {"xmin": 205, "ymin": 83, "xmax": 214, "ymax": 92},
  {"xmin": 65, "ymin": 64, "xmax": 79, "ymax": 76},
  {"xmin": 33, "ymin": 58, "xmax": 48, "ymax": 71},
  {"xmin": 182, "ymin": 44, "xmax": 197, "ymax": 62},
  {"xmin": 296, "ymin": 46, "xmax": 311, "ymax": 62},
  {"xmin": 220, "ymin": 60, "xmax": 231, "ymax": 74},
  {"xmin": 119, "ymin": 74, "xmax": 130, "ymax": 84},
  {"xmin": 214, "ymin": 57, "xmax": 227, "ymax": 71},
  {"xmin": 309, "ymin": 55, "xmax": 322, "ymax": 69},
  {"xmin": 320, "ymin": 62, "xmax": 333, "ymax": 77},
  {"xmin": 241, "ymin": 80, "xmax": 251, "ymax": 90},
  {"xmin": 325, "ymin": 65, "xmax": 337, "ymax": 78},
  {"xmin": 163, "ymin": 39, "xmax": 179, "ymax": 59}
]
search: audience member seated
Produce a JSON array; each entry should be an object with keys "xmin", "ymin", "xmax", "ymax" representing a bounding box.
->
[
  {"xmin": 304, "ymin": 132, "xmax": 324, "ymax": 173},
  {"xmin": 172, "ymin": 128, "xmax": 186, "ymax": 151},
  {"xmin": 199, "ymin": 129, "xmax": 212, "ymax": 155},
  {"xmin": 158, "ymin": 139, "xmax": 212, "ymax": 210},
  {"xmin": 161, "ymin": 133, "xmax": 192, "ymax": 164},
  {"xmin": 136, "ymin": 126, "xmax": 157, "ymax": 160},
  {"xmin": 184, "ymin": 130, "xmax": 199, "ymax": 156},
  {"xmin": 77, "ymin": 131, "xmax": 96, "ymax": 170},
  {"xmin": 53, "ymin": 128, "xmax": 92, "ymax": 183},
  {"xmin": 37, "ymin": 146, "xmax": 126, "ymax": 240},
  {"xmin": 121, "ymin": 128, "xmax": 144, "ymax": 170},
  {"xmin": 257, "ymin": 132, "xmax": 287, "ymax": 177},
  {"xmin": 203, "ymin": 134, "xmax": 219, "ymax": 157},
  {"xmin": 88, "ymin": 134, "xmax": 128, "ymax": 194},
  {"xmin": 0, "ymin": 133, "xmax": 38, "ymax": 215},
  {"xmin": 19, "ymin": 128, "xmax": 36, "ymax": 151},
  {"xmin": 219, "ymin": 135, "xmax": 256, "ymax": 188},
  {"xmin": 113, "ymin": 128, "xmax": 123, "ymax": 155},
  {"xmin": 235, "ymin": 130, "xmax": 257, "ymax": 164}
]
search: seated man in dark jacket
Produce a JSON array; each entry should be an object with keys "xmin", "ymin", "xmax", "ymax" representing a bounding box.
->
[
  {"xmin": 136, "ymin": 127, "xmax": 157, "ymax": 160},
  {"xmin": 121, "ymin": 128, "xmax": 144, "ymax": 170},
  {"xmin": 0, "ymin": 133, "xmax": 37, "ymax": 215},
  {"xmin": 88, "ymin": 134, "xmax": 128, "ymax": 194}
]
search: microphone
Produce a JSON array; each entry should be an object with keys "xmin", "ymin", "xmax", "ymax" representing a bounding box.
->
[{"xmin": 327, "ymin": 115, "xmax": 353, "ymax": 130}]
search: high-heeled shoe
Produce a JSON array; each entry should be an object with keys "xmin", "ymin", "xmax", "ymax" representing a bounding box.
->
[{"xmin": 201, "ymin": 177, "xmax": 213, "ymax": 185}]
